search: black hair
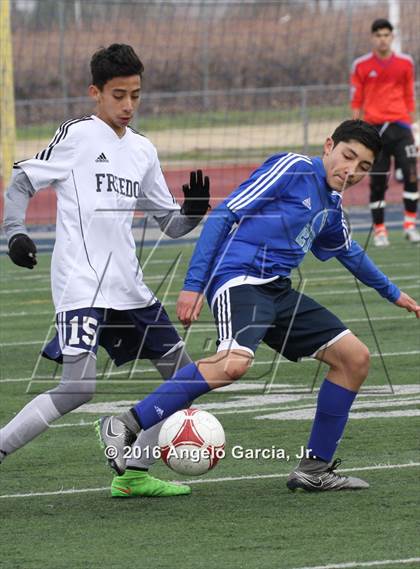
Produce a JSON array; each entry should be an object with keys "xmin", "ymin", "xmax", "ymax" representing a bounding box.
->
[
  {"xmin": 371, "ymin": 18, "xmax": 393, "ymax": 33},
  {"xmin": 90, "ymin": 44, "xmax": 144, "ymax": 89},
  {"xmin": 331, "ymin": 120, "xmax": 382, "ymax": 160}
]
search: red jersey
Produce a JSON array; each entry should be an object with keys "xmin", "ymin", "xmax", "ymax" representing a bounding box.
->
[{"xmin": 350, "ymin": 52, "xmax": 415, "ymax": 125}]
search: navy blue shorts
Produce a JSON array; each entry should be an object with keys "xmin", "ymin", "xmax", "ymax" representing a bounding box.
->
[
  {"xmin": 212, "ymin": 279, "xmax": 348, "ymax": 362},
  {"xmin": 42, "ymin": 302, "xmax": 183, "ymax": 366}
]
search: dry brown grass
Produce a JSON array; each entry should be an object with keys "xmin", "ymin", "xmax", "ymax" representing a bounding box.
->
[{"xmin": 12, "ymin": 2, "xmax": 419, "ymax": 102}]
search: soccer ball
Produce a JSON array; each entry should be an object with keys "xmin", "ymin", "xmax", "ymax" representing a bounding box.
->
[{"xmin": 158, "ymin": 408, "xmax": 225, "ymax": 476}]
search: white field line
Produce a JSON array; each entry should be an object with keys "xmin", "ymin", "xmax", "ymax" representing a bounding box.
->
[
  {"xmin": 296, "ymin": 261, "xmax": 417, "ymax": 274},
  {"xmin": 218, "ymin": 397, "xmax": 420, "ymax": 417},
  {"xmin": 0, "ymin": 461, "xmax": 418, "ymax": 500},
  {"xmin": 1, "ymin": 268, "xmax": 419, "ymax": 296},
  {"xmin": 1, "ymin": 349, "xmax": 419, "ymax": 384},
  {"xmin": 2, "ymin": 388, "xmax": 419, "ymax": 420},
  {"xmin": 0, "ymin": 312, "xmax": 413, "ymax": 326},
  {"xmin": 298, "ymin": 275, "xmax": 417, "ymax": 283},
  {"xmin": 0, "ymin": 310, "xmax": 52, "ymax": 317},
  {"xmin": 0, "ymin": 287, "xmax": 51, "ymax": 294},
  {"xmin": 0, "ymin": 275, "xmax": 49, "ymax": 282},
  {"xmin": 0, "ymin": 259, "xmax": 173, "ymax": 281},
  {"xmin": 0, "ymin": 278, "xmax": 162, "ymax": 294},
  {"xmin": 155, "ymin": 288, "xmax": 420, "ymax": 303},
  {"xmin": 0, "ymin": 340, "xmax": 49, "ymax": 347},
  {"xmin": 0, "ymin": 270, "xmax": 51, "ymax": 278},
  {"xmin": 163, "ymin": 285, "xmax": 419, "ymax": 301},
  {"xmin": 2, "ymin": 272, "xmax": 419, "ymax": 286},
  {"xmin": 43, "ymin": 394, "xmax": 420, "ymax": 426},
  {"xmin": 50, "ymin": 420, "xmax": 95, "ymax": 428},
  {"xmin": 0, "ymin": 313, "xmax": 414, "ymax": 345},
  {"xmin": 290, "ymin": 557, "xmax": 420, "ymax": 569},
  {"xmin": 0, "ymin": 259, "xmax": 416, "ymax": 284},
  {"xmin": 303, "ymin": 283, "xmax": 419, "ymax": 296},
  {"xmin": 1, "ymin": 281, "xmax": 419, "ymax": 296}
]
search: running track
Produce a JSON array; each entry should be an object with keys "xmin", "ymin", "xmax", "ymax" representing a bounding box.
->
[{"xmin": 0, "ymin": 164, "xmax": 404, "ymax": 225}]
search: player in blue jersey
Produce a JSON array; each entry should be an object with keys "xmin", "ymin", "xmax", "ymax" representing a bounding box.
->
[{"xmin": 97, "ymin": 120, "xmax": 420, "ymax": 491}]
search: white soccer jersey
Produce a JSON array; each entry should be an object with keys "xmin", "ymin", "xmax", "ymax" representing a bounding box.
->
[{"xmin": 18, "ymin": 115, "xmax": 180, "ymax": 313}]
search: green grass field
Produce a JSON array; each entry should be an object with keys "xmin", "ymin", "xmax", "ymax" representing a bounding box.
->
[{"xmin": 0, "ymin": 231, "xmax": 419, "ymax": 569}]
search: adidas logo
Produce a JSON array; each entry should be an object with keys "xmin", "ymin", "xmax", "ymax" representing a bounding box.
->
[
  {"xmin": 302, "ymin": 197, "xmax": 311, "ymax": 210},
  {"xmin": 154, "ymin": 405, "xmax": 164, "ymax": 418},
  {"xmin": 95, "ymin": 152, "xmax": 109, "ymax": 163},
  {"xmin": 368, "ymin": 70, "xmax": 378, "ymax": 78}
]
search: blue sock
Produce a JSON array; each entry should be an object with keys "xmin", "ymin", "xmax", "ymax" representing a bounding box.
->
[
  {"xmin": 307, "ymin": 379, "xmax": 357, "ymax": 462},
  {"xmin": 132, "ymin": 363, "xmax": 211, "ymax": 430}
]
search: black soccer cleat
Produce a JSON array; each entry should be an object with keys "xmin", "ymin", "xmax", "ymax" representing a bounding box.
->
[
  {"xmin": 95, "ymin": 416, "xmax": 136, "ymax": 476},
  {"xmin": 287, "ymin": 458, "xmax": 369, "ymax": 492}
]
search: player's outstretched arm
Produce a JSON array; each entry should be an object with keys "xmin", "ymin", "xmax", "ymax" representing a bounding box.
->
[
  {"xmin": 176, "ymin": 290, "xmax": 204, "ymax": 327},
  {"xmin": 4, "ymin": 169, "xmax": 37, "ymax": 269},
  {"xmin": 394, "ymin": 291, "xmax": 420, "ymax": 318},
  {"xmin": 155, "ymin": 170, "xmax": 210, "ymax": 238},
  {"xmin": 8, "ymin": 234, "xmax": 37, "ymax": 269},
  {"xmin": 181, "ymin": 170, "xmax": 210, "ymax": 218}
]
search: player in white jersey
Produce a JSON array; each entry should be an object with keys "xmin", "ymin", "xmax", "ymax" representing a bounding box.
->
[{"xmin": 1, "ymin": 44, "xmax": 210, "ymax": 498}]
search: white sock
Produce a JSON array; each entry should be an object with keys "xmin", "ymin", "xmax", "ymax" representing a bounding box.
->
[
  {"xmin": 126, "ymin": 419, "xmax": 165, "ymax": 470},
  {"xmin": 0, "ymin": 393, "xmax": 61, "ymax": 456}
]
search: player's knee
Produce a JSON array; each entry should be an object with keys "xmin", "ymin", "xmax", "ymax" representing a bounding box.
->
[
  {"xmin": 48, "ymin": 380, "xmax": 96, "ymax": 414},
  {"xmin": 353, "ymin": 345, "xmax": 370, "ymax": 378},
  {"xmin": 343, "ymin": 344, "xmax": 370, "ymax": 385},
  {"xmin": 369, "ymin": 183, "xmax": 386, "ymax": 201},
  {"xmin": 223, "ymin": 353, "xmax": 252, "ymax": 381},
  {"xmin": 49, "ymin": 352, "xmax": 97, "ymax": 414}
]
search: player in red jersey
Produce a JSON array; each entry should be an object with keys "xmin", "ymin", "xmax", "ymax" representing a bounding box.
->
[{"xmin": 350, "ymin": 18, "xmax": 419, "ymax": 246}]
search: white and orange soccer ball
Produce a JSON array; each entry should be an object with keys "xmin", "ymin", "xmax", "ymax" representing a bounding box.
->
[{"xmin": 158, "ymin": 408, "xmax": 225, "ymax": 476}]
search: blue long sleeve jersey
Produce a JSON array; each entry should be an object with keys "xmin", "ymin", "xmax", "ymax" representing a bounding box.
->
[{"xmin": 183, "ymin": 153, "xmax": 400, "ymax": 307}]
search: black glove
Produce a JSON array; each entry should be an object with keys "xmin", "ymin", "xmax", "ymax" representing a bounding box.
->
[
  {"xmin": 181, "ymin": 170, "xmax": 210, "ymax": 217},
  {"xmin": 8, "ymin": 233, "xmax": 37, "ymax": 269}
]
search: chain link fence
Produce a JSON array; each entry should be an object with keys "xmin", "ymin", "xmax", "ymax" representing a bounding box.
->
[{"xmin": 9, "ymin": 0, "xmax": 419, "ymax": 166}]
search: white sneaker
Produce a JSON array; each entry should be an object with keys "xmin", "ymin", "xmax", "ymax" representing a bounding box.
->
[
  {"xmin": 373, "ymin": 232, "xmax": 390, "ymax": 247},
  {"xmin": 404, "ymin": 227, "xmax": 420, "ymax": 243}
]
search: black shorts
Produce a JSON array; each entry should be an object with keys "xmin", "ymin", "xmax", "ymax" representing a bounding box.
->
[
  {"xmin": 370, "ymin": 123, "xmax": 417, "ymax": 192},
  {"xmin": 42, "ymin": 302, "xmax": 183, "ymax": 366},
  {"xmin": 212, "ymin": 279, "xmax": 348, "ymax": 362}
]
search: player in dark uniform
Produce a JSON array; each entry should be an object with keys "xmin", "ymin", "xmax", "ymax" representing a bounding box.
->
[
  {"xmin": 1, "ymin": 44, "xmax": 210, "ymax": 499},
  {"xmin": 351, "ymin": 18, "xmax": 419, "ymax": 246}
]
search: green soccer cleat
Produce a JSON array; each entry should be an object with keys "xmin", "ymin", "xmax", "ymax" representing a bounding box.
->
[{"xmin": 111, "ymin": 469, "xmax": 192, "ymax": 498}]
